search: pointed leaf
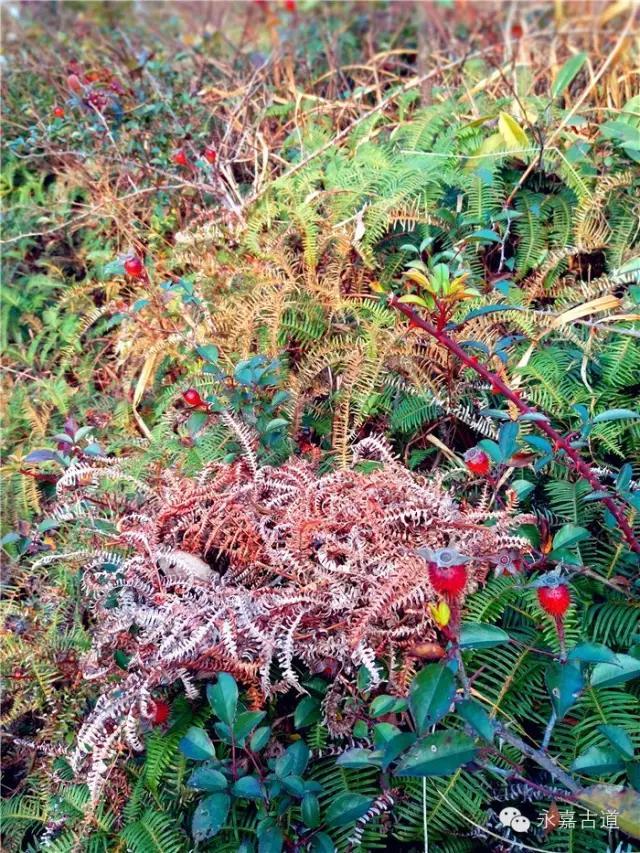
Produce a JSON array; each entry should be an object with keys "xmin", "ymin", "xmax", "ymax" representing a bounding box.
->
[
  {"xmin": 192, "ymin": 792, "xmax": 230, "ymax": 842},
  {"xmin": 395, "ymin": 730, "xmax": 478, "ymax": 776},
  {"xmin": 370, "ymin": 695, "xmax": 408, "ymax": 717},
  {"xmin": 336, "ymin": 748, "xmax": 383, "ymax": 769},
  {"xmin": 591, "ymin": 654, "xmax": 640, "ymax": 688},
  {"xmin": 457, "ymin": 699, "xmax": 495, "ymax": 741},
  {"xmin": 552, "ymin": 523, "xmax": 590, "ymax": 550},
  {"xmin": 568, "ymin": 642, "xmax": 619, "ymax": 664},
  {"xmin": 498, "ymin": 112, "xmax": 529, "ymax": 149},
  {"xmin": 572, "ymin": 746, "xmax": 625, "ymax": 775},
  {"xmin": 599, "ymin": 725, "xmax": 635, "ymax": 760},
  {"xmin": 207, "ymin": 673, "xmax": 238, "ymax": 726},
  {"xmin": 187, "ymin": 767, "xmax": 228, "ymax": 792},
  {"xmin": 408, "ymin": 664, "xmax": 456, "ymax": 734},
  {"xmin": 325, "ymin": 792, "xmax": 374, "ymax": 827},
  {"xmin": 546, "ymin": 662, "xmax": 584, "ymax": 719},
  {"xmin": 459, "ymin": 623, "xmax": 510, "ymax": 649},
  {"xmin": 552, "ymin": 52, "xmax": 588, "ymax": 97},
  {"xmin": 232, "ymin": 775, "xmax": 264, "ymax": 800},
  {"xmin": 180, "ymin": 727, "xmax": 216, "ymax": 761}
]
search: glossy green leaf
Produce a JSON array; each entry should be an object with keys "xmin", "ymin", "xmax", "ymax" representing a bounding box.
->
[
  {"xmin": 336, "ymin": 748, "xmax": 383, "ymax": 769},
  {"xmin": 568, "ymin": 642, "xmax": 619, "ymax": 664},
  {"xmin": 552, "ymin": 523, "xmax": 590, "ymax": 550},
  {"xmin": 207, "ymin": 673, "xmax": 238, "ymax": 726},
  {"xmin": 325, "ymin": 792, "xmax": 374, "ymax": 827},
  {"xmin": 232, "ymin": 775, "xmax": 264, "ymax": 800},
  {"xmin": 459, "ymin": 623, "xmax": 510, "ymax": 649},
  {"xmin": 408, "ymin": 664, "xmax": 456, "ymax": 734},
  {"xmin": 599, "ymin": 725, "xmax": 635, "ymax": 760},
  {"xmin": 301, "ymin": 793, "xmax": 321, "ymax": 828},
  {"xmin": 179, "ymin": 727, "xmax": 216, "ymax": 761},
  {"xmin": 572, "ymin": 746, "xmax": 625, "ymax": 775},
  {"xmin": 591, "ymin": 654, "xmax": 640, "ymax": 688},
  {"xmin": 192, "ymin": 793, "xmax": 230, "ymax": 842},
  {"xmin": 187, "ymin": 767, "xmax": 228, "ymax": 792},
  {"xmin": 546, "ymin": 662, "xmax": 584, "ymax": 719},
  {"xmin": 457, "ymin": 699, "xmax": 494, "ymax": 741},
  {"xmin": 395, "ymin": 730, "xmax": 478, "ymax": 776},
  {"xmin": 370, "ymin": 695, "xmax": 408, "ymax": 717}
]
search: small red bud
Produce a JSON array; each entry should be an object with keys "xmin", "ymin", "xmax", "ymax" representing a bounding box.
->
[
  {"xmin": 204, "ymin": 146, "xmax": 217, "ymax": 164},
  {"xmin": 464, "ymin": 447, "xmax": 491, "ymax": 476},
  {"xmin": 182, "ymin": 388, "xmax": 203, "ymax": 407},
  {"xmin": 537, "ymin": 584, "xmax": 571, "ymax": 618},
  {"xmin": 152, "ymin": 700, "xmax": 170, "ymax": 726},
  {"xmin": 172, "ymin": 148, "xmax": 189, "ymax": 167},
  {"xmin": 124, "ymin": 256, "xmax": 145, "ymax": 279},
  {"xmin": 53, "ymin": 105, "xmax": 65, "ymax": 118}
]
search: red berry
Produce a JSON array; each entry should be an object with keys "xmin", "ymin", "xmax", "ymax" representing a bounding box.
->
[
  {"xmin": 537, "ymin": 584, "xmax": 571, "ymax": 618},
  {"xmin": 284, "ymin": 0, "xmax": 297, "ymax": 10},
  {"xmin": 53, "ymin": 106, "xmax": 64, "ymax": 118},
  {"xmin": 428, "ymin": 562, "xmax": 467, "ymax": 597},
  {"xmin": 182, "ymin": 388, "xmax": 203, "ymax": 407},
  {"xmin": 464, "ymin": 447, "xmax": 490, "ymax": 476},
  {"xmin": 124, "ymin": 256, "xmax": 145, "ymax": 279},
  {"xmin": 152, "ymin": 700, "xmax": 170, "ymax": 725},
  {"xmin": 172, "ymin": 148, "xmax": 189, "ymax": 167},
  {"xmin": 204, "ymin": 146, "xmax": 217, "ymax": 164}
]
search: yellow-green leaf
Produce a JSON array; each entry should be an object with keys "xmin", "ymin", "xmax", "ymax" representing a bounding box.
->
[{"xmin": 498, "ymin": 112, "xmax": 529, "ymax": 150}]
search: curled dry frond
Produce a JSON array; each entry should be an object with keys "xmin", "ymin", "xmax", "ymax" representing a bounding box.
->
[{"xmin": 54, "ymin": 435, "xmax": 531, "ymax": 800}]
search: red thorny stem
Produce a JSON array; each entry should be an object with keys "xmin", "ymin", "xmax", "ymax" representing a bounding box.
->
[{"xmin": 390, "ymin": 296, "xmax": 640, "ymax": 555}]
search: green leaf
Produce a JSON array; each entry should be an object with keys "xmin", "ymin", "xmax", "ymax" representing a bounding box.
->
[
  {"xmin": 336, "ymin": 748, "xmax": 383, "ymax": 769},
  {"xmin": 370, "ymin": 695, "xmax": 408, "ymax": 717},
  {"xmin": 286, "ymin": 740, "xmax": 310, "ymax": 775},
  {"xmin": 310, "ymin": 832, "xmax": 335, "ymax": 852},
  {"xmin": 408, "ymin": 664, "xmax": 456, "ymax": 734},
  {"xmin": 459, "ymin": 623, "xmax": 510, "ymax": 649},
  {"xmin": 301, "ymin": 793, "xmax": 321, "ymax": 828},
  {"xmin": 196, "ymin": 344, "xmax": 219, "ymax": 362},
  {"xmin": 250, "ymin": 726, "xmax": 271, "ymax": 752},
  {"xmin": 325, "ymin": 792, "xmax": 374, "ymax": 827},
  {"xmin": 593, "ymin": 408, "xmax": 640, "ymax": 423},
  {"xmin": 498, "ymin": 112, "xmax": 529, "ymax": 149},
  {"xmin": 457, "ymin": 699, "xmax": 494, "ymax": 741},
  {"xmin": 591, "ymin": 654, "xmax": 640, "ymax": 688},
  {"xmin": 395, "ymin": 730, "xmax": 478, "ymax": 777},
  {"xmin": 180, "ymin": 727, "xmax": 216, "ymax": 761},
  {"xmin": 258, "ymin": 824, "xmax": 284, "ymax": 853},
  {"xmin": 207, "ymin": 673, "xmax": 238, "ymax": 727},
  {"xmin": 192, "ymin": 793, "xmax": 230, "ymax": 842},
  {"xmin": 187, "ymin": 767, "xmax": 228, "ymax": 792},
  {"xmin": 551, "ymin": 52, "xmax": 587, "ymax": 97},
  {"xmin": 511, "ymin": 479, "xmax": 535, "ymax": 501},
  {"xmin": 233, "ymin": 710, "xmax": 266, "ymax": 744},
  {"xmin": 232, "ymin": 776, "xmax": 264, "ymax": 800},
  {"xmin": 599, "ymin": 725, "xmax": 635, "ymax": 760},
  {"xmin": 382, "ymin": 732, "xmax": 417, "ymax": 770},
  {"xmin": 568, "ymin": 642, "xmax": 619, "ymax": 664},
  {"xmin": 546, "ymin": 662, "xmax": 584, "ymax": 719},
  {"xmin": 264, "ymin": 418, "xmax": 288, "ymax": 433},
  {"xmin": 552, "ymin": 523, "xmax": 590, "ymax": 550},
  {"xmin": 294, "ymin": 695, "xmax": 321, "ymax": 729},
  {"xmin": 572, "ymin": 746, "xmax": 625, "ymax": 775}
]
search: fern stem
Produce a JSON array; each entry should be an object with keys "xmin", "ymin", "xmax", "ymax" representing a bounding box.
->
[{"xmin": 390, "ymin": 298, "xmax": 640, "ymax": 555}]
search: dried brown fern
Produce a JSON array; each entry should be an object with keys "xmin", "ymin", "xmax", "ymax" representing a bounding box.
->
[{"xmin": 39, "ymin": 432, "xmax": 531, "ymax": 800}]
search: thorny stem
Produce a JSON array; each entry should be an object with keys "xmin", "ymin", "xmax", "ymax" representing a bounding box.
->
[
  {"xmin": 494, "ymin": 722, "xmax": 581, "ymax": 795},
  {"xmin": 542, "ymin": 708, "xmax": 557, "ymax": 750},
  {"xmin": 390, "ymin": 298, "xmax": 640, "ymax": 555}
]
